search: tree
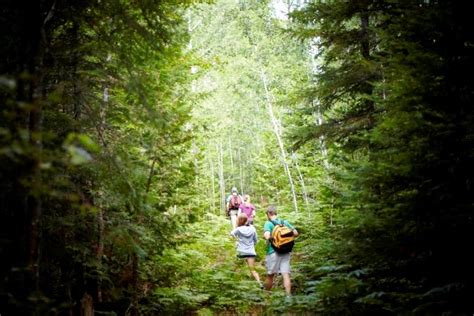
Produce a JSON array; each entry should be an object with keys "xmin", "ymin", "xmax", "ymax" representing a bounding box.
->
[
  {"xmin": 0, "ymin": 0, "xmax": 197, "ymax": 314},
  {"xmin": 189, "ymin": 0, "xmax": 311, "ymax": 214},
  {"xmin": 290, "ymin": 1, "xmax": 474, "ymax": 313}
]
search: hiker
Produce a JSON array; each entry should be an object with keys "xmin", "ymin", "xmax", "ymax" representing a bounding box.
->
[
  {"xmin": 230, "ymin": 213, "xmax": 263, "ymax": 287},
  {"xmin": 263, "ymin": 205, "xmax": 299, "ymax": 298},
  {"xmin": 226, "ymin": 187, "xmax": 242, "ymax": 229},
  {"xmin": 238, "ymin": 194, "xmax": 256, "ymax": 225}
]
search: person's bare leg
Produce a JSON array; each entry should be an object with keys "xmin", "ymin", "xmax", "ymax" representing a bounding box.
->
[
  {"xmin": 230, "ymin": 212, "xmax": 237, "ymax": 229},
  {"xmin": 246, "ymin": 258, "xmax": 260, "ymax": 283},
  {"xmin": 281, "ymin": 273, "xmax": 291, "ymax": 295},
  {"xmin": 265, "ymin": 274, "xmax": 274, "ymax": 290}
]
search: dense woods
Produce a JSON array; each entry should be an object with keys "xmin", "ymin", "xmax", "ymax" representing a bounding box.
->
[
  {"xmin": 289, "ymin": 1, "xmax": 474, "ymax": 314},
  {"xmin": 1, "ymin": 0, "xmax": 473, "ymax": 315}
]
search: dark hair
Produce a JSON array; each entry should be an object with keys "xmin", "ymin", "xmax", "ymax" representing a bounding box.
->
[{"xmin": 266, "ymin": 205, "xmax": 277, "ymax": 215}]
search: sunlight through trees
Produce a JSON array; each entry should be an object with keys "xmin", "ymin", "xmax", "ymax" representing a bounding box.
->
[{"xmin": 1, "ymin": 0, "xmax": 473, "ymax": 314}]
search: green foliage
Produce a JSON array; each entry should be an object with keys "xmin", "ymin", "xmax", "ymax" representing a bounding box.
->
[
  {"xmin": 0, "ymin": 0, "xmax": 198, "ymax": 314},
  {"xmin": 3, "ymin": 0, "xmax": 472, "ymax": 314},
  {"xmin": 190, "ymin": 0, "xmax": 313, "ymax": 214},
  {"xmin": 144, "ymin": 214, "xmax": 266, "ymax": 314},
  {"xmin": 289, "ymin": 0, "xmax": 474, "ymax": 314}
]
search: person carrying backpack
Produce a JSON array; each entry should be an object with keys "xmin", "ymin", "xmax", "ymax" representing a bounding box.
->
[
  {"xmin": 263, "ymin": 205, "xmax": 299, "ymax": 299},
  {"xmin": 226, "ymin": 187, "xmax": 242, "ymax": 229}
]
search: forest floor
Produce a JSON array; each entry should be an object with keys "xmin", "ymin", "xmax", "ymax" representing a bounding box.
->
[{"xmin": 157, "ymin": 212, "xmax": 311, "ymax": 315}]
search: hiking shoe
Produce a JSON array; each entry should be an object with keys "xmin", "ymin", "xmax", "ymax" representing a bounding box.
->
[
  {"xmin": 258, "ymin": 281, "xmax": 264, "ymax": 289},
  {"xmin": 284, "ymin": 295, "xmax": 292, "ymax": 305}
]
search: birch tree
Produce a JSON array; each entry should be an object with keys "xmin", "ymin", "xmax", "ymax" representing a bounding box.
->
[{"xmin": 259, "ymin": 68, "xmax": 299, "ymax": 212}]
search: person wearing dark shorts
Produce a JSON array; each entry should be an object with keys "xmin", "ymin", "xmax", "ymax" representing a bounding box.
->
[{"xmin": 230, "ymin": 213, "xmax": 262, "ymax": 287}]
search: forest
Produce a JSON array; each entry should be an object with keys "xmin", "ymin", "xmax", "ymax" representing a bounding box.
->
[{"xmin": 1, "ymin": 0, "xmax": 473, "ymax": 315}]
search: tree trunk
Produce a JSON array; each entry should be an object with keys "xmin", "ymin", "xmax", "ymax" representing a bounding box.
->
[
  {"xmin": 292, "ymin": 152, "xmax": 309, "ymax": 207},
  {"xmin": 360, "ymin": 10, "xmax": 370, "ymax": 59},
  {"xmin": 96, "ymin": 207, "xmax": 104, "ymax": 303},
  {"xmin": 259, "ymin": 69, "xmax": 298, "ymax": 212},
  {"xmin": 209, "ymin": 154, "xmax": 216, "ymax": 213},
  {"xmin": 314, "ymin": 100, "xmax": 330, "ymax": 170},
  {"xmin": 26, "ymin": 85, "xmax": 42, "ymax": 294},
  {"xmin": 93, "ymin": 71, "xmax": 113, "ymax": 305},
  {"xmin": 308, "ymin": 39, "xmax": 331, "ymax": 171},
  {"xmin": 359, "ymin": 7, "xmax": 375, "ymax": 112},
  {"xmin": 145, "ymin": 158, "xmax": 157, "ymax": 194},
  {"xmin": 228, "ymin": 137, "xmax": 234, "ymax": 175},
  {"xmin": 128, "ymin": 253, "xmax": 139, "ymax": 316},
  {"xmin": 26, "ymin": 4, "xmax": 50, "ymax": 304},
  {"xmin": 192, "ymin": 141, "xmax": 199, "ymax": 184},
  {"xmin": 71, "ymin": 21, "xmax": 81, "ymax": 119},
  {"xmin": 217, "ymin": 143, "xmax": 226, "ymax": 214},
  {"xmin": 81, "ymin": 292, "xmax": 94, "ymax": 316},
  {"xmin": 238, "ymin": 146, "xmax": 244, "ymax": 194}
]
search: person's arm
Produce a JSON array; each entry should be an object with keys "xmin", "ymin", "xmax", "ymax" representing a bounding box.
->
[
  {"xmin": 263, "ymin": 221, "xmax": 272, "ymax": 240},
  {"xmin": 284, "ymin": 220, "xmax": 299, "ymax": 237},
  {"xmin": 264, "ymin": 231, "xmax": 271, "ymax": 240},
  {"xmin": 252, "ymin": 227, "xmax": 258, "ymax": 244},
  {"xmin": 230, "ymin": 228, "xmax": 238, "ymax": 238}
]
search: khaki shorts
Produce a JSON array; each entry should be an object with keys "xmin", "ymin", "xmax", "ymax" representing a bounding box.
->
[
  {"xmin": 229, "ymin": 210, "xmax": 238, "ymax": 228},
  {"xmin": 265, "ymin": 252, "xmax": 291, "ymax": 275}
]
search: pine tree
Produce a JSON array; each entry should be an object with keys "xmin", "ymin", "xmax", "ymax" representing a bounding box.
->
[{"xmin": 290, "ymin": 0, "xmax": 474, "ymax": 314}]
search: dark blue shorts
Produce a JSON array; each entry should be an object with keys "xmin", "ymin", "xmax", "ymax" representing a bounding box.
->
[{"xmin": 237, "ymin": 254, "xmax": 256, "ymax": 258}]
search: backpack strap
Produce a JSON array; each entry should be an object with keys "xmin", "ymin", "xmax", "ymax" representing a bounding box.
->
[{"xmin": 270, "ymin": 219, "xmax": 285, "ymax": 227}]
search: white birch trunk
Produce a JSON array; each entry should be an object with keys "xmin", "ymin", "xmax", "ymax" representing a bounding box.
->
[
  {"xmin": 238, "ymin": 146, "xmax": 244, "ymax": 194},
  {"xmin": 209, "ymin": 153, "xmax": 216, "ymax": 213},
  {"xmin": 228, "ymin": 137, "xmax": 234, "ymax": 171},
  {"xmin": 309, "ymin": 40, "xmax": 330, "ymax": 170},
  {"xmin": 259, "ymin": 69, "xmax": 298, "ymax": 212},
  {"xmin": 217, "ymin": 143, "xmax": 226, "ymax": 213},
  {"xmin": 192, "ymin": 141, "xmax": 199, "ymax": 185},
  {"xmin": 314, "ymin": 100, "xmax": 330, "ymax": 170},
  {"xmin": 292, "ymin": 152, "xmax": 309, "ymax": 207}
]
